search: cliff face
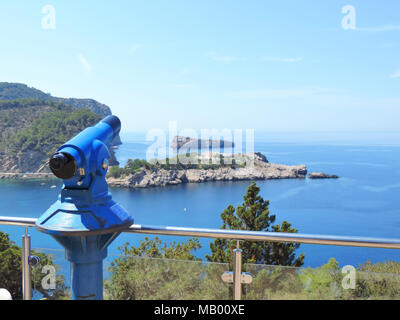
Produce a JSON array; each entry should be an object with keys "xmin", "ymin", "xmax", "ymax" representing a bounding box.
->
[
  {"xmin": 0, "ymin": 150, "xmax": 46, "ymax": 173},
  {"xmin": 107, "ymin": 153, "xmax": 307, "ymax": 188}
]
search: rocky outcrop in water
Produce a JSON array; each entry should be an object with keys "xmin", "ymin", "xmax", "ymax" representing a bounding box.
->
[
  {"xmin": 0, "ymin": 172, "xmax": 54, "ymax": 179},
  {"xmin": 107, "ymin": 152, "xmax": 307, "ymax": 188},
  {"xmin": 171, "ymin": 136, "xmax": 235, "ymax": 151},
  {"xmin": 308, "ymin": 172, "xmax": 339, "ymax": 179}
]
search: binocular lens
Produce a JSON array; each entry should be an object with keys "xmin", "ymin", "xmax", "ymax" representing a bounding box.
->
[
  {"xmin": 102, "ymin": 115, "xmax": 121, "ymax": 138},
  {"xmin": 49, "ymin": 153, "xmax": 77, "ymax": 179},
  {"xmin": 50, "ymin": 154, "xmax": 64, "ymax": 170}
]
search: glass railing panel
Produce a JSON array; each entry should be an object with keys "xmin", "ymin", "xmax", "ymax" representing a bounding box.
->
[
  {"xmin": 348, "ymin": 270, "xmax": 400, "ymax": 300},
  {"xmin": 243, "ymin": 263, "xmax": 400, "ymax": 300},
  {"xmin": 243, "ymin": 264, "xmax": 305, "ymax": 300},
  {"xmin": 104, "ymin": 256, "xmax": 231, "ymax": 300},
  {"xmin": 31, "ymin": 247, "xmax": 70, "ymax": 300}
]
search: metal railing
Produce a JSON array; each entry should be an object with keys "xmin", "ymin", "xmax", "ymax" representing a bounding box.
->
[{"xmin": 2, "ymin": 215, "xmax": 400, "ymax": 300}]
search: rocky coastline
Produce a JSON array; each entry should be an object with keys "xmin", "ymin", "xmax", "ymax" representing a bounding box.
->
[
  {"xmin": 0, "ymin": 152, "xmax": 341, "ymax": 188},
  {"xmin": 107, "ymin": 152, "xmax": 308, "ymax": 189},
  {"xmin": 0, "ymin": 172, "xmax": 55, "ymax": 180}
]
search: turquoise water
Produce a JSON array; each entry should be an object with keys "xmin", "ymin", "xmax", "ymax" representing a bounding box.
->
[{"xmin": 1, "ymin": 139, "xmax": 400, "ymax": 273}]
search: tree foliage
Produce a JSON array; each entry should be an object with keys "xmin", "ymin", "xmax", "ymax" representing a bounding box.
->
[
  {"xmin": 0, "ymin": 83, "xmax": 51, "ymax": 101},
  {"xmin": 0, "ymin": 82, "xmax": 111, "ymax": 116},
  {"xmin": 0, "ymin": 231, "xmax": 67, "ymax": 300},
  {"xmin": 6, "ymin": 107, "xmax": 101, "ymax": 156},
  {"xmin": 206, "ymin": 182, "xmax": 305, "ymax": 267},
  {"xmin": 104, "ymin": 237, "xmax": 230, "ymax": 300},
  {"xmin": 107, "ymin": 154, "xmax": 245, "ymax": 178}
]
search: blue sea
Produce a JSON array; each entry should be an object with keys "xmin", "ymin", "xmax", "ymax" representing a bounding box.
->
[{"xmin": 1, "ymin": 132, "xmax": 400, "ymax": 286}]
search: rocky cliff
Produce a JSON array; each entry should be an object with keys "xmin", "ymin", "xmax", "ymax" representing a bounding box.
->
[{"xmin": 107, "ymin": 152, "xmax": 307, "ymax": 188}]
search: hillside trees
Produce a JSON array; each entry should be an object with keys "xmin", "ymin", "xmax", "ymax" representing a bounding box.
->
[{"xmin": 206, "ymin": 182, "xmax": 305, "ymax": 267}]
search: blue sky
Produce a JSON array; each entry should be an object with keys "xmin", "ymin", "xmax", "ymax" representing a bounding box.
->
[{"xmin": 0, "ymin": 1, "xmax": 399, "ymax": 135}]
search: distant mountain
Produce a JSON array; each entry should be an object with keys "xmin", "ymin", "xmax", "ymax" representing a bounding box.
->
[{"xmin": 0, "ymin": 82, "xmax": 112, "ymax": 117}]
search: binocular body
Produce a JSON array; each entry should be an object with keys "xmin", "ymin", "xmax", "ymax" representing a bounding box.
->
[{"xmin": 36, "ymin": 115, "xmax": 133, "ymax": 300}]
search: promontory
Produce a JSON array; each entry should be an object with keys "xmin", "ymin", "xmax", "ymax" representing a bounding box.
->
[{"xmin": 106, "ymin": 152, "xmax": 307, "ymax": 188}]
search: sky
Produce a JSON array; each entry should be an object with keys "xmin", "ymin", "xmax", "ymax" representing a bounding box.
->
[{"xmin": 0, "ymin": 1, "xmax": 399, "ymax": 136}]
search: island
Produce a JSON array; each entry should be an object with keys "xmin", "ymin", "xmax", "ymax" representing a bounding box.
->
[
  {"xmin": 171, "ymin": 136, "xmax": 235, "ymax": 151},
  {"xmin": 308, "ymin": 172, "xmax": 339, "ymax": 179},
  {"xmin": 106, "ymin": 152, "xmax": 307, "ymax": 188}
]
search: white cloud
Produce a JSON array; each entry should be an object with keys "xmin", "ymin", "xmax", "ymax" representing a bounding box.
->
[
  {"xmin": 356, "ymin": 24, "xmax": 400, "ymax": 32},
  {"xmin": 262, "ymin": 56, "xmax": 303, "ymax": 63},
  {"xmin": 390, "ymin": 69, "xmax": 400, "ymax": 79},
  {"xmin": 78, "ymin": 53, "xmax": 92, "ymax": 72},
  {"xmin": 205, "ymin": 51, "xmax": 242, "ymax": 63}
]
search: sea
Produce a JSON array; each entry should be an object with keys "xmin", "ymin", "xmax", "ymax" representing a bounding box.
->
[{"xmin": 1, "ymin": 131, "xmax": 400, "ymax": 289}]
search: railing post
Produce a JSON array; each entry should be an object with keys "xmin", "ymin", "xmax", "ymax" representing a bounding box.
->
[
  {"xmin": 22, "ymin": 227, "xmax": 32, "ymax": 300},
  {"xmin": 232, "ymin": 240, "xmax": 242, "ymax": 300}
]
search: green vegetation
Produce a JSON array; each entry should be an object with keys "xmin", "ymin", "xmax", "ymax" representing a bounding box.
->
[
  {"xmin": 2, "ymin": 182, "xmax": 399, "ymax": 300},
  {"xmin": 242, "ymin": 258, "xmax": 400, "ymax": 300},
  {"xmin": 105, "ymin": 182, "xmax": 400, "ymax": 300},
  {"xmin": 104, "ymin": 237, "xmax": 400, "ymax": 300},
  {"xmin": 105, "ymin": 182, "xmax": 305, "ymax": 299},
  {"xmin": 0, "ymin": 83, "xmax": 113, "ymax": 172},
  {"xmin": 0, "ymin": 83, "xmax": 51, "ymax": 101},
  {"xmin": 0, "ymin": 82, "xmax": 111, "ymax": 117},
  {"xmin": 104, "ymin": 237, "xmax": 229, "ymax": 300},
  {"xmin": 353, "ymin": 260, "xmax": 400, "ymax": 299},
  {"xmin": 0, "ymin": 231, "xmax": 67, "ymax": 300},
  {"xmin": 0, "ymin": 98, "xmax": 62, "ymax": 111},
  {"xmin": 0, "ymin": 99, "xmax": 68, "ymax": 150},
  {"xmin": 0, "ymin": 98, "xmax": 102, "ymax": 155},
  {"xmin": 0, "ymin": 95, "xmax": 118, "ymax": 172},
  {"xmin": 6, "ymin": 107, "xmax": 101, "ymax": 156},
  {"xmin": 107, "ymin": 154, "xmax": 246, "ymax": 178},
  {"xmin": 206, "ymin": 182, "xmax": 304, "ymax": 267}
]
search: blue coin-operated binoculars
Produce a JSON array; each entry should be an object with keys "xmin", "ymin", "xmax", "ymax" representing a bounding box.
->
[{"xmin": 36, "ymin": 115, "xmax": 133, "ymax": 300}]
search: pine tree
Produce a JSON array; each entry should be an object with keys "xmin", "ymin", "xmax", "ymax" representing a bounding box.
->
[{"xmin": 206, "ymin": 182, "xmax": 304, "ymax": 267}]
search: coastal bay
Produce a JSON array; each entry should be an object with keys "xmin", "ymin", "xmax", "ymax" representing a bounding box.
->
[{"xmin": 1, "ymin": 141, "xmax": 398, "ymax": 270}]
